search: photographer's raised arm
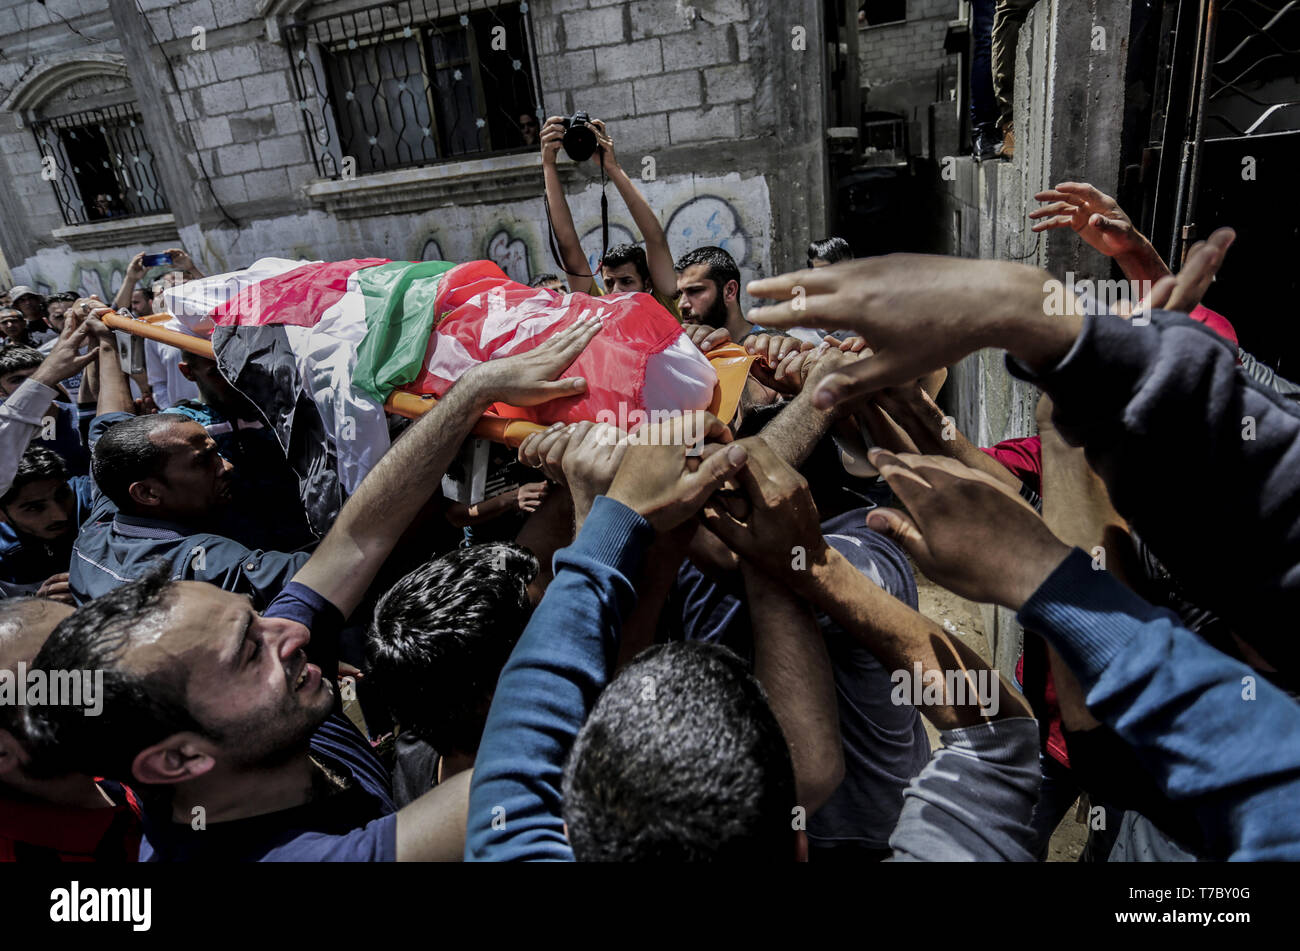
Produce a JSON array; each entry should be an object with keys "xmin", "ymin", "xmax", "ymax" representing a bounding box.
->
[
  {"xmin": 589, "ymin": 120, "xmax": 678, "ymax": 298},
  {"xmin": 541, "ymin": 117, "xmax": 596, "ymax": 294}
]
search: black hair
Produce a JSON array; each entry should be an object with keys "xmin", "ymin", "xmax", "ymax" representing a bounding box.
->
[
  {"xmin": 0, "ymin": 447, "xmax": 68, "ymax": 508},
  {"xmin": 601, "ymin": 243, "xmax": 651, "ymax": 285},
  {"xmin": 22, "ymin": 562, "xmax": 211, "ymax": 782},
  {"xmin": 135, "ymin": 286, "xmax": 155, "ymax": 301},
  {"xmin": 562, "ymin": 641, "xmax": 797, "ymax": 861},
  {"xmin": 365, "ymin": 543, "xmax": 538, "ymax": 756},
  {"xmin": 529, "ymin": 273, "xmax": 561, "ymax": 288},
  {"xmin": 675, "ymin": 245, "xmax": 741, "ymax": 291},
  {"xmin": 0, "ymin": 346, "xmax": 43, "ymax": 377},
  {"xmin": 807, "ymin": 237, "xmax": 853, "ymax": 267},
  {"xmin": 45, "ymin": 291, "xmax": 79, "ymax": 304},
  {"xmin": 90, "ymin": 414, "xmax": 184, "ymax": 512}
]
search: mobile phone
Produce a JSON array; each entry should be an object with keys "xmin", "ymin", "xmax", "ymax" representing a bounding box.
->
[{"xmin": 141, "ymin": 252, "xmax": 173, "ymax": 267}]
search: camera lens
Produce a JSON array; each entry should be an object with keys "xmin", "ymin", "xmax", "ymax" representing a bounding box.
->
[{"xmin": 562, "ymin": 112, "xmax": 598, "ymax": 162}]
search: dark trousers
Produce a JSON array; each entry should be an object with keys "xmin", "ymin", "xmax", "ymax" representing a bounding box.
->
[
  {"xmin": 970, "ymin": 0, "xmax": 998, "ymax": 130},
  {"xmin": 992, "ymin": 0, "xmax": 1040, "ymax": 130}
]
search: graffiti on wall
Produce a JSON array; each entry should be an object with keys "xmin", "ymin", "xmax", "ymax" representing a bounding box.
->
[
  {"xmin": 486, "ymin": 229, "xmax": 531, "ymax": 284},
  {"xmin": 22, "ymin": 259, "xmax": 125, "ymax": 301}
]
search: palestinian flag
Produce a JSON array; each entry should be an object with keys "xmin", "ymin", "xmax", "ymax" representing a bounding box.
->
[{"xmin": 161, "ymin": 257, "xmax": 716, "ymax": 516}]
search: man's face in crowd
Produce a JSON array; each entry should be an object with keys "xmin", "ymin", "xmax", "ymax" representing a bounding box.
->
[
  {"xmin": 0, "ymin": 367, "xmax": 35, "ymax": 399},
  {"xmin": 602, "ymin": 262, "xmax": 649, "ymax": 295},
  {"xmin": 0, "ymin": 312, "xmax": 28, "ymax": 344},
  {"xmin": 519, "ymin": 113, "xmax": 540, "ymax": 146},
  {"xmin": 13, "ymin": 296, "xmax": 43, "ymax": 323},
  {"xmin": 130, "ymin": 289, "xmax": 153, "ymax": 316},
  {"xmin": 132, "ymin": 583, "xmax": 335, "ymax": 774},
  {"xmin": 539, "ymin": 277, "xmax": 567, "ymax": 292},
  {"xmin": 45, "ymin": 301, "xmax": 70, "ymax": 333},
  {"xmin": 0, "ymin": 479, "xmax": 76, "ymax": 541},
  {"xmin": 676, "ymin": 265, "xmax": 730, "ymax": 327},
  {"xmin": 138, "ymin": 420, "xmax": 234, "ymax": 519}
]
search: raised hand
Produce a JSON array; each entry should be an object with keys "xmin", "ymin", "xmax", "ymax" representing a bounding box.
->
[
  {"xmin": 607, "ymin": 411, "xmax": 748, "ymax": 531},
  {"xmin": 560, "ymin": 420, "xmax": 627, "ymax": 527},
  {"xmin": 35, "ymin": 572, "xmax": 74, "ymax": 605},
  {"xmin": 1029, "ymin": 182, "xmax": 1144, "ymax": 257},
  {"xmin": 682, "ymin": 323, "xmax": 731, "ymax": 353},
  {"xmin": 864, "ymin": 449, "xmax": 1071, "ymax": 609},
  {"xmin": 747, "ymin": 255, "xmax": 1080, "ymax": 409},
  {"xmin": 540, "ymin": 116, "xmax": 567, "ymax": 165},
  {"xmin": 587, "ymin": 118, "xmax": 617, "ymax": 169},
  {"xmin": 516, "ymin": 481, "xmax": 549, "ymax": 513},
  {"xmin": 699, "ymin": 435, "xmax": 827, "ymax": 584},
  {"xmin": 463, "ymin": 315, "xmax": 600, "ymax": 406}
]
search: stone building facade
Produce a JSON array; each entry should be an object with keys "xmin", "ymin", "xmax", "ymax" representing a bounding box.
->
[{"xmin": 0, "ymin": 0, "xmax": 832, "ymax": 304}]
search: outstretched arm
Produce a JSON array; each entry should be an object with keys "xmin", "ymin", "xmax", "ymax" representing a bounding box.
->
[
  {"xmin": 589, "ymin": 120, "xmax": 678, "ymax": 298},
  {"xmin": 540, "ymin": 117, "xmax": 595, "ymax": 294},
  {"xmin": 292, "ymin": 318, "xmax": 600, "ymax": 618},
  {"xmin": 467, "ymin": 413, "xmax": 749, "ymax": 861}
]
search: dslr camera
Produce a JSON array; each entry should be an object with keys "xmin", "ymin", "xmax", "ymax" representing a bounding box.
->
[{"xmin": 560, "ymin": 111, "xmax": 601, "ymax": 162}]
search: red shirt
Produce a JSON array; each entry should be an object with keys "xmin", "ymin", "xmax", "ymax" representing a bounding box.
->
[{"xmin": 0, "ymin": 780, "xmax": 141, "ymax": 862}]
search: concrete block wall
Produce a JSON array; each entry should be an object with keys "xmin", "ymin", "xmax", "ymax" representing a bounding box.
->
[
  {"xmin": 927, "ymin": 0, "xmax": 1133, "ymax": 669},
  {"xmin": 858, "ymin": 0, "xmax": 956, "ymax": 156}
]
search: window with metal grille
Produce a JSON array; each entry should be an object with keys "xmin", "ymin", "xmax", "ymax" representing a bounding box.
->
[
  {"xmin": 286, "ymin": 0, "xmax": 542, "ymax": 179},
  {"xmin": 30, "ymin": 103, "xmax": 169, "ymax": 225}
]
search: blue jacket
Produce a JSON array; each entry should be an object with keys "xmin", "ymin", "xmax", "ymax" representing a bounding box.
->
[
  {"xmin": 1021, "ymin": 549, "xmax": 1300, "ymax": 860},
  {"xmin": 466, "ymin": 497, "xmax": 1044, "ymax": 862},
  {"xmin": 70, "ymin": 503, "xmax": 308, "ymax": 609},
  {"xmin": 0, "ymin": 475, "xmax": 98, "ymax": 596}
]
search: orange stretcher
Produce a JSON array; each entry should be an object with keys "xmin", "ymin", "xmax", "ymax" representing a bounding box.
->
[{"xmin": 103, "ymin": 312, "xmax": 755, "ymax": 448}]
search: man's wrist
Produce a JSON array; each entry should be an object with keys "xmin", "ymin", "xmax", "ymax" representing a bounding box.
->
[
  {"xmin": 1114, "ymin": 241, "xmax": 1170, "ymax": 286},
  {"xmin": 999, "ymin": 537, "xmax": 1073, "ymax": 611},
  {"xmin": 993, "ymin": 265, "xmax": 1086, "ymax": 373}
]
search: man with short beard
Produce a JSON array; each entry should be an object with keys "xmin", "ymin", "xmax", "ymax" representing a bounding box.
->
[
  {"xmin": 27, "ymin": 321, "xmax": 599, "ymax": 861},
  {"xmin": 675, "ymin": 246, "xmax": 752, "ymax": 342}
]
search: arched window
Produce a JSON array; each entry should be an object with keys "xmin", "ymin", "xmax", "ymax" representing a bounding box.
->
[{"xmin": 3, "ymin": 57, "xmax": 170, "ymax": 225}]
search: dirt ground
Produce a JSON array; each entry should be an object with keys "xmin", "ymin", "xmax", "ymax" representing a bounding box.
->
[{"xmin": 915, "ymin": 571, "xmax": 1088, "ymax": 862}]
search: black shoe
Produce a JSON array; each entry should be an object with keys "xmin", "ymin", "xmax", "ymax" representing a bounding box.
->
[{"xmin": 972, "ymin": 126, "xmax": 1001, "ymax": 162}]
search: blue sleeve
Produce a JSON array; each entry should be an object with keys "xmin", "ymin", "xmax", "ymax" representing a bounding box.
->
[
  {"xmin": 1019, "ymin": 548, "xmax": 1300, "ymax": 860},
  {"xmin": 465, "ymin": 496, "xmax": 653, "ymax": 862},
  {"xmin": 258, "ymin": 815, "xmax": 398, "ymax": 862},
  {"xmin": 264, "ymin": 580, "xmax": 344, "ymax": 674},
  {"xmin": 1007, "ymin": 311, "xmax": 1300, "ymax": 672}
]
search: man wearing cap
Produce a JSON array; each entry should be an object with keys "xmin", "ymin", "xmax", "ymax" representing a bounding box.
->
[{"xmin": 6, "ymin": 288, "xmax": 55, "ymax": 348}]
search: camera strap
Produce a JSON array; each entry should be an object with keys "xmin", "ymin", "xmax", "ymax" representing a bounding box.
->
[{"xmin": 543, "ymin": 149, "xmax": 610, "ymax": 282}]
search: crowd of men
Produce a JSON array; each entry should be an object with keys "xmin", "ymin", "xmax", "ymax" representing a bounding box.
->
[{"xmin": 0, "ymin": 114, "xmax": 1297, "ymax": 864}]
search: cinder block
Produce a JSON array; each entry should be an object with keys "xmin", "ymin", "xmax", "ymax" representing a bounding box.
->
[
  {"xmin": 200, "ymin": 79, "xmax": 246, "ymax": 115},
  {"xmin": 210, "ymin": 43, "xmax": 264, "ymax": 81},
  {"xmin": 633, "ymin": 70, "xmax": 703, "ymax": 113},
  {"xmin": 562, "ymin": 6, "xmax": 625, "ymax": 48},
  {"xmin": 257, "ymin": 133, "xmax": 308, "ymax": 168},
  {"xmin": 669, "ymin": 104, "xmax": 738, "ymax": 143},
  {"xmin": 568, "ymin": 82, "xmax": 634, "ymax": 121},
  {"xmin": 593, "ymin": 38, "xmax": 662, "ymax": 83},
  {"xmin": 661, "ymin": 24, "xmax": 735, "ymax": 67},
  {"xmin": 241, "ymin": 71, "xmax": 293, "ymax": 109},
  {"xmin": 242, "ymin": 167, "xmax": 291, "ymax": 201},
  {"xmin": 214, "ymin": 143, "xmax": 259, "ymax": 176},
  {"xmin": 704, "ymin": 63, "xmax": 755, "ymax": 104}
]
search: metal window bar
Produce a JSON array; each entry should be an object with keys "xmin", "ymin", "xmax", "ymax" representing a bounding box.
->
[
  {"xmin": 283, "ymin": 0, "xmax": 542, "ymax": 180},
  {"xmin": 30, "ymin": 103, "xmax": 169, "ymax": 226}
]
